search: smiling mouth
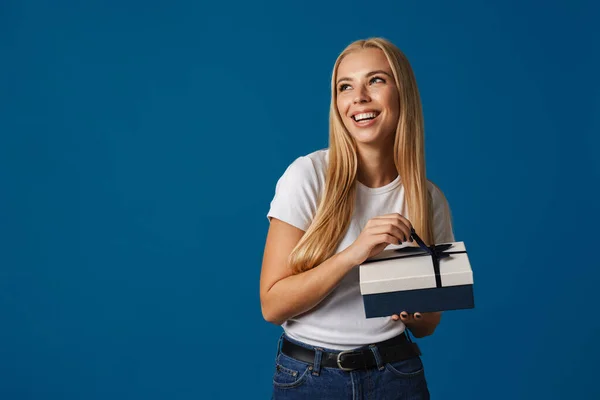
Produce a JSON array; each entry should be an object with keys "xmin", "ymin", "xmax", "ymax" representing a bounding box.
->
[{"xmin": 352, "ymin": 111, "xmax": 380, "ymax": 122}]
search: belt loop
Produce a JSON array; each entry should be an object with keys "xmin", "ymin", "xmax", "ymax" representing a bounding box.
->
[
  {"xmin": 312, "ymin": 347, "xmax": 323, "ymax": 376},
  {"xmin": 275, "ymin": 333, "xmax": 284, "ymax": 360},
  {"xmin": 369, "ymin": 344, "xmax": 385, "ymax": 371},
  {"xmin": 404, "ymin": 329, "xmax": 414, "ymax": 343}
]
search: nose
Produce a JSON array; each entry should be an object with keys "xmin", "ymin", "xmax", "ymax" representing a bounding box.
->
[{"xmin": 353, "ymin": 86, "xmax": 371, "ymax": 104}]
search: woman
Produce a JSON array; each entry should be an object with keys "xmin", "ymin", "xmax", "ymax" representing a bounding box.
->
[{"xmin": 260, "ymin": 37, "xmax": 455, "ymax": 399}]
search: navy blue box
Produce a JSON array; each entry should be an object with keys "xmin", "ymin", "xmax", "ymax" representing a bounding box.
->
[{"xmin": 359, "ymin": 242, "xmax": 474, "ymax": 318}]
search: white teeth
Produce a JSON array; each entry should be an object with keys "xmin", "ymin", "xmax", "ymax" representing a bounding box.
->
[{"xmin": 353, "ymin": 112, "xmax": 378, "ymax": 121}]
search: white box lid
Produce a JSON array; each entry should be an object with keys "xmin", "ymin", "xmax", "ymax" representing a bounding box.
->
[{"xmin": 359, "ymin": 242, "xmax": 473, "ymax": 295}]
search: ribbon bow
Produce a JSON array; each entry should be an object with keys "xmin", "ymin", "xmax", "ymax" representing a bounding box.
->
[
  {"xmin": 384, "ymin": 228, "xmax": 466, "ymax": 288},
  {"xmin": 407, "ymin": 228, "xmax": 456, "ymax": 288}
]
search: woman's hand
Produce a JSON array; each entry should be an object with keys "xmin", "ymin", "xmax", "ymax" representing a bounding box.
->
[
  {"xmin": 342, "ymin": 213, "xmax": 413, "ymax": 266},
  {"xmin": 392, "ymin": 311, "xmax": 442, "ymax": 338}
]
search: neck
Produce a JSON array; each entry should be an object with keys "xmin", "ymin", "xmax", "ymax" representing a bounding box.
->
[{"xmin": 355, "ymin": 146, "xmax": 398, "ymax": 188}]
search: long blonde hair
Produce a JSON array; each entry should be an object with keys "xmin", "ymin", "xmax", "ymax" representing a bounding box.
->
[{"xmin": 288, "ymin": 37, "xmax": 434, "ymax": 274}]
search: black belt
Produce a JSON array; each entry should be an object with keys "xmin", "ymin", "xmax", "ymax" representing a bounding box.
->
[{"xmin": 280, "ymin": 333, "xmax": 421, "ymax": 372}]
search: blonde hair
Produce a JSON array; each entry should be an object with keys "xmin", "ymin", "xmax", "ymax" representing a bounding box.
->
[{"xmin": 288, "ymin": 37, "xmax": 434, "ymax": 275}]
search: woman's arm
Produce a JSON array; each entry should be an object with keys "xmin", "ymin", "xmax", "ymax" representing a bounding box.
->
[{"xmin": 259, "ymin": 218, "xmax": 356, "ymax": 325}]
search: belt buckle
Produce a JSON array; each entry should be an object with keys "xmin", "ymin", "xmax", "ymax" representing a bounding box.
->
[{"xmin": 336, "ymin": 350, "xmax": 356, "ymax": 371}]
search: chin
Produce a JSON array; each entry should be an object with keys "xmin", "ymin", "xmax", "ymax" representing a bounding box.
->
[{"xmin": 350, "ymin": 131, "xmax": 393, "ymax": 148}]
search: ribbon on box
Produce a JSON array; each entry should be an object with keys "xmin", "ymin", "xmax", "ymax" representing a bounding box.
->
[
  {"xmin": 408, "ymin": 228, "xmax": 467, "ymax": 288},
  {"xmin": 363, "ymin": 228, "xmax": 466, "ymax": 288}
]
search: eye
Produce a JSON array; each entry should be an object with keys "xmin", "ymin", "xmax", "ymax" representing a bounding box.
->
[
  {"xmin": 370, "ymin": 76, "xmax": 385, "ymax": 84},
  {"xmin": 338, "ymin": 84, "xmax": 351, "ymax": 92}
]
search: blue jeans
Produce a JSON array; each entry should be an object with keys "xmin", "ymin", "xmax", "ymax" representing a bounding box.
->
[{"xmin": 271, "ymin": 334, "xmax": 430, "ymax": 400}]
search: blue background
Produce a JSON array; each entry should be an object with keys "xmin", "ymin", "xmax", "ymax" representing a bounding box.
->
[{"xmin": 1, "ymin": 0, "xmax": 599, "ymax": 398}]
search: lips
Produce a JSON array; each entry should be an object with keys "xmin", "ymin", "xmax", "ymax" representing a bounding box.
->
[
  {"xmin": 351, "ymin": 110, "xmax": 380, "ymax": 122},
  {"xmin": 352, "ymin": 115, "xmax": 379, "ymax": 128}
]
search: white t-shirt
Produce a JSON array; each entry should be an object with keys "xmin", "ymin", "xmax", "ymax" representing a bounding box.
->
[{"xmin": 266, "ymin": 148, "xmax": 455, "ymax": 350}]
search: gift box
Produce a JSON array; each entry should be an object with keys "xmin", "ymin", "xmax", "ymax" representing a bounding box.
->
[{"xmin": 359, "ymin": 231, "xmax": 474, "ymax": 318}]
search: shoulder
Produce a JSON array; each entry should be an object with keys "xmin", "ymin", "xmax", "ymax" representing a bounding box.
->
[
  {"xmin": 426, "ymin": 180, "xmax": 448, "ymax": 207},
  {"xmin": 304, "ymin": 148, "xmax": 329, "ymax": 169},
  {"xmin": 266, "ymin": 149, "xmax": 328, "ymax": 231},
  {"xmin": 292, "ymin": 148, "xmax": 328, "ymax": 174},
  {"xmin": 426, "ymin": 179, "xmax": 455, "ymax": 243},
  {"xmin": 278, "ymin": 148, "xmax": 328, "ymax": 187}
]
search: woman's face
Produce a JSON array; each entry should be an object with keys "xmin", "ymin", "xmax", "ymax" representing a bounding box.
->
[{"xmin": 335, "ymin": 48, "xmax": 400, "ymax": 148}]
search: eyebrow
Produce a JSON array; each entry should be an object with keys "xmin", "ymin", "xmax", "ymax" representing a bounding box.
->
[{"xmin": 336, "ymin": 70, "xmax": 393, "ymax": 85}]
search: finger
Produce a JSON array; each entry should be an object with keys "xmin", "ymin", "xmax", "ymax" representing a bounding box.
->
[
  {"xmin": 368, "ymin": 218, "xmax": 412, "ymax": 242},
  {"xmin": 365, "ymin": 227, "xmax": 406, "ymax": 246},
  {"xmin": 369, "ymin": 214, "xmax": 410, "ymax": 228},
  {"xmin": 368, "ymin": 233, "xmax": 401, "ymax": 247},
  {"xmin": 367, "ymin": 223, "xmax": 410, "ymax": 243},
  {"xmin": 371, "ymin": 213, "xmax": 406, "ymax": 219},
  {"xmin": 391, "ymin": 314, "xmax": 400, "ymax": 321},
  {"xmin": 393, "ymin": 213, "xmax": 414, "ymax": 232},
  {"xmin": 372, "ymin": 213, "xmax": 413, "ymax": 231},
  {"xmin": 372, "ymin": 212, "xmax": 411, "ymax": 224}
]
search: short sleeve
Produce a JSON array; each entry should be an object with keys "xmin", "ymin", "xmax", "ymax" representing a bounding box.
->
[
  {"xmin": 266, "ymin": 156, "xmax": 322, "ymax": 232},
  {"xmin": 429, "ymin": 182, "xmax": 455, "ymax": 244}
]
